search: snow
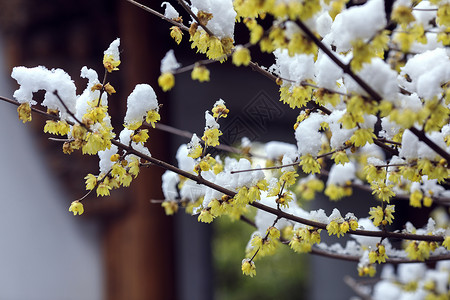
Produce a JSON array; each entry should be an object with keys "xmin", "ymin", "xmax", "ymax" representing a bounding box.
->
[
  {"xmin": 161, "ymin": 2, "xmax": 179, "ymax": 19},
  {"xmin": 103, "ymin": 38, "xmax": 120, "ymax": 62},
  {"xmin": 11, "ymin": 66, "xmax": 77, "ymax": 121},
  {"xmin": 400, "ymin": 48, "xmax": 450, "ymax": 100},
  {"xmin": 204, "ymin": 111, "xmax": 219, "ymax": 129},
  {"xmin": 160, "ymin": 49, "xmax": 181, "ymax": 73},
  {"xmin": 124, "ymin": 84, "xmax": 158, "ymax": 126},
  {"xmin": 314, "ymin": 50, "xmax": 344, "ymax": 90},
  {"xmin": 98, "ymin": 145, "xmax": 118, "ymax": 174},
  {"xmin": 162, "ymin": 170, "xmax": 180, "ymax": 201},
  {"xmin": 344, "ymin": 58, "xmax": 399, "ymax": 100},
  {"xmin": 271, "ymin": 49, "xmax": 315, "ymax": 85},
  {"xmin": 327, "ymin": 0, "xmax": 387, "ymax": 52},
  {"xmin": 295, "ymin": 112, "xmax": 325, "ymax": 156},
  {"xmin": 264, "ymin": 141, "xmax": 298, "ymax": 160},
  {"xmin": 189, "ymin": 0, "xmax": 236, "ymax": 39},
  {"xmin": 327, "ymin": 110, "xmax": 355, "ymax": 149},
  {"xmin": 326, "ymin": 162, "xmax": 356, "ymax": 186}
]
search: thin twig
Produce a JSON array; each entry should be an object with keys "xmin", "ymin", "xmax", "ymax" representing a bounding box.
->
[
  {"xmin": 125, "ymin": 0, "xmax": 189, "ymax": 31},
  {"xmin": 176, "ymin": 0, "xmax": 214, "ymax": 36},
  {"xmin": 343, "ymin": 276, "xmax": 374, "ymax": 300}
]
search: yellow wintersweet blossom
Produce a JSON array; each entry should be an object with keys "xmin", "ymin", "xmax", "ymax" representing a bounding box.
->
[
  {"xmin": 371, "ymin": 181, "xmax": 395, "ymax": 202},
  {"xmin": 103, "ymin": 54, "xmax": 120, "ymax": 73},
  {"xmin": 202, "ymin": 128, "xmax": 222, "ymax": 147},
  {"xmin": 326, "ymin": 220, "xmax": 345, "ymax": 237},
  {"xmin": 350, "ymin": 39, "xmax": 376, "ymax": 71},
  {"xmin": 331, "ymin": 150, "xmax": 349, "ymax": 165},
  {"xmin": 280, "ymin": 171, "xmax": 299, "ymax": 187},
  {"xmin": 132, "ymin": 129, "xmax": 149, "ymax": 144},
  {"xmin": 241, "ymin": 259, "xmax": 256, "ymax": 277},
  {"xmin": 405, "ymin": 241, "xmax": 431, "ymax": 261},
  {"xmin": 162, "ymin": 200, "xmax": 179, "ymax": 215},
  {"xmin": 443, "ymin": 236, "xmax": 450, "ymax": 250},
  {"xmin": 158, "ymin": 72, "xmax": 175, "ymax": 92},
  {"xmin": 369, "ymin": 205, "xmax": 395, "ymax": 227},
  {"xmin": 191, "ymin": 65, "xmax": 210, "ymax": 82},
  {"xmin": 211, "ymin": 102, "xmax": 229, "ymax": 118},
  {"xmin": 128, "ymin": 157, "xmax": 140, "ymax": 177},
  {"xmin": 82, "ymin": 132, "xmax": 108, "ymax": 155},
  {"xmin": 296, "ymin": 178, "xmax": 324, "ymax": 201},
  {"xmin": 170, "ymin": 26, "xmax": 183, "ymax": 44},
  {"xmin": 232, "ymin": 46, "xmax": 251, "ymax": 66},
  {"xmin": 17, "ymin": 103, "xmax": 32, "ymax": 123},
  {"xmin": 368, "ymin": 244, "xmax": 388, "ymax": 264},
  {"xmin": 85, "ymin": 174, "xmax": 97, "ymax": 190},
  {"xmin": 437, "ymin": 3, "xmax": 450, "ymax": 27},
  {"xmin": 391, "ymin": 5, "xmax": 415, "ymax": 26},
  {"xmin": 350, "ymin": 128, "xmax": 376, "ymax": 147},
  {"xmin": 69, "ymin": 201, "xmax": 84, "ymax": 216},
  {"xmin": 146, "ymin": 110, "xmax": 160, "ymax": 128},
  {"xmin": 96, "ymin": 179, "xmax": 112, "ymax": 197},
  {"xmin": 198, "ymin": 208, "xmax": 214, "ymax": 223},
  {"xmin": 188, "ymin": 144, "xmax": 203, "ymax": 159},
  {"xmin": 43, "ymin": 120, "xmax": 70, "ymax": 136},
  {"xmin": 409, "ymin": 190, "xmax": 423, "ymax": 208},
  {"xmin": 324, "ymin": 184, "xmax": 350, "ymax": 201},
  {"xmin": 358, "ymin": 264, "xmax": 376, "ymax": 277},
  {"xmin": 299, "ymin": 154, "xmax": 321, "ymax": 174}
]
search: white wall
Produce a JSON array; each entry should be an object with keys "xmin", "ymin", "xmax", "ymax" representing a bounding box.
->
[{"xmin": 0, "ymin": 35, "xmax": 103, "ymax": 300}]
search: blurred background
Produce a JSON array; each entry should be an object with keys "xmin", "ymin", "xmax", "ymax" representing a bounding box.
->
[{"xmin": 0, "ymin": 1, "xmax": 373, "ymax": 299}]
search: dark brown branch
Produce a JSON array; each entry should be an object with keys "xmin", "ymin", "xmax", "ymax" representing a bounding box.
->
[
  {"xmin": 176, "ymin": 0, "xmax": 214, "ymax": 36},
  {"xmin": 125, "ymin": 0, "xmax": 189, "ymax": 31},
  {"xmin": 409, "ymin": 127, "xmax": 450, "ymax": 163}
]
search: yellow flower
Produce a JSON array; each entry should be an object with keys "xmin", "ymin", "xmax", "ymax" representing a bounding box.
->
[
  {"xmin": 280, "ymin": 171, "xmax": 299, "ymax": 187},
  {"xmin": 371, "ymin": 182, "xmax": 395, "ymax": 202},
  {"xmin": 132, "ymin": 129, "xmax": 149, "ymax": 144},
  {"xmin": 211, "ymin": 103, "xmax": 229, "ymax": 118},
  {"xmin": 103, "ymin": 82, "xmax": 116, "ymax": 95},
  {"xmin": 350, "ymin": 128, "xmax": 376, "ymax": 147},
  {"xmin": 17, "ymin": 103, "xmax": 32, "ymax": 123},
  {"xmin": 43, "ymin": 120, "xmax": 70, "ymax": 136},
  {"xmin": 103, "ymin": 54, "xmax": 120, "ymax": 73},
  {"xmin": 391, "ymin": 5, "xmax": 415, "ymax": 26},
  {"xmin": 170, "ymin": 26, "xmax": 183, "ymax": 44},
  {"xmin": 232, "ymin": 46, "xmax": 251, "ymax": 66},
  {"xmin": 188, "ymin": 144, "xmax": 203, "ymax": 159},
  {"xmin": 324, "ymin": 184, "xmax": 347, "ymax": 201},
  {"xmin": 368, "ymin": 244, "xmax": 388, "ymax": 264},
  {"xmin": 443, "ymin": 236, "xmax": 450, "ymax": 250},
  {"xmin": 437, "ymin": 3, "xmax": 450, "ymax": 27},
  {"xmin": 158, "ymin": 72, "xmax": 175, "ymax": 92},
  {"xmin": 409, "ymin": 190, "xmax": 423, "ymax": 208},
  {"xmin": 206, "ymin": 36, "xmax": 225, "ymax": 61},
  {"xmin": 128, "ymin": 157, "xmax": 140, "ymax": 177},
  {"xmin": 198, "ymin": 209, "xmax": 214, "ymax": 223},
  {"xmin": 241, "ymin": 259, "xmax": 256, "ymax": 277},
  {"xmin": 84, "ymin": 174, "xmax": 97, "ymax": 190},
  {"xmin": 202, "ymin": 128, "xmax": 222, "ymax": 147},
  {"xmin": 96, "ymin": 181, "xmax": 112, "ymax": 197},
  {"xmin": 299, "ymin": 154, "xmax": 321, "ymax": 174},
  {"xmin": 162, "ymin": 200, "xmax": 178, "ymax": 215},
  {"xmin": 331, "ymin": 150, "xmax": 349, "ymax": 165},
  {"xmin": 191, "ymin": 65, "xmax": 210, "ymax": 82},
  {"xmin": 146, "ymin": 110, "xmax": 160, "ymax": 128},
  {"xmin": 69, "ymin": 201, "xmax": 84, "ymax": 216},
  {"xmin": 326, "ymin": 221, "xmax": 344, "ymax": 237}
]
